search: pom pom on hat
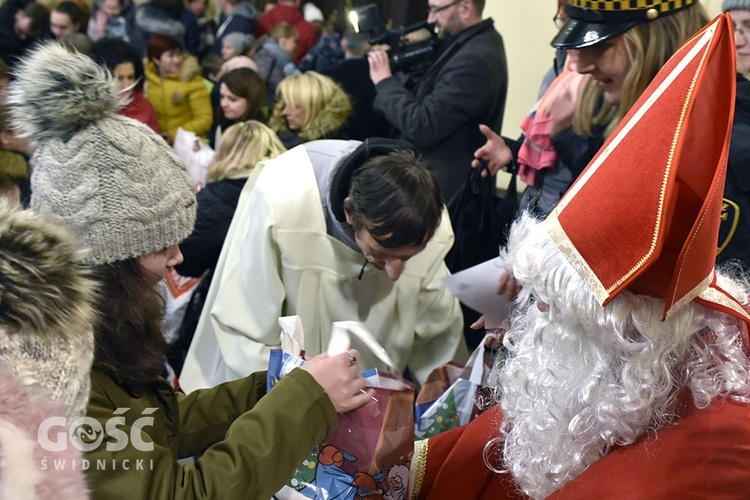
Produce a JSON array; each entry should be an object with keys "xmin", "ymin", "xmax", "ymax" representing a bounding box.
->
[
  {"xmin": 722, "ymin": 0, "xmax": 750, "ymax": 12},
  {"xmin": 9, "ymin": 42, "xmax": 197, "ymax": 266},
  {"xmin": 7, "ymin": 43, "xmax": 121, "ymax": 143}
]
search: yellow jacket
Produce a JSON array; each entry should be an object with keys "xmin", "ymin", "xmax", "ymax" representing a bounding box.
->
[{"xmin": 145, "ymin": 55, "xmax": 213, "ymax": 141}]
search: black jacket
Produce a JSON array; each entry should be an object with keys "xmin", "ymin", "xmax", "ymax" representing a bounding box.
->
[
  {"xmin": 323, "ymin": 57, "xmax": 390, "ymax": 141},
  {"xmin": 373, "ymin": 19, "xmax": 508, "ymax": 200},
  {"xmin": 717, "ymin": 75, "xmax": 750, "ymax": 269},
  {"xmin": 176, "ymin": 177, "xmax": 246, "ymax": 277}
]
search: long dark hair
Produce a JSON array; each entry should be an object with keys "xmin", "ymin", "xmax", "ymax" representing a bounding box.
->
[
  {"xmin": 90, "ymin": 259, "xmax": 167, "ymax": 386},
  {"xmin": 90, "ymin": 37, "xmax": 146, "ymax": 90}
]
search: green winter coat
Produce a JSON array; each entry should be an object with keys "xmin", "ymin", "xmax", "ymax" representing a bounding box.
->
[{"xmin": 84, "ymin": 367, "xmax": 337, "ymax": 499}]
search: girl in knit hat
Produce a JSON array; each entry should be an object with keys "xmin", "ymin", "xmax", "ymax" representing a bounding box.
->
[
  {"xmin": 8, "ymin": 42, "xmax": 372, "ymax": 499},
  {"xmin": 219, "ymin": 31, "xmax": 254, "ymax": 60}
]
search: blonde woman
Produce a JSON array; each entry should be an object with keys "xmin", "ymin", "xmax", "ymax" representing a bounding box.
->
[
  {"xmin": 269, "ymin": 71, "xmax": 351, "ymax": 148},
  {"xmin": 474, "ymin": 1, "xmax": 708, "ymax": 215},
  {"xmin": 176, "ymin": 120, "xmax": 287, "ymax": 278}
]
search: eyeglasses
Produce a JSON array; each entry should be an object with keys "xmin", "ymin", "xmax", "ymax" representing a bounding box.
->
[
  {"xmin": 553, "ymin": 12, "xmax": 568, "ymax": 28},
  {"xmin": 428, "ymin": 0, "xmax": 463, "ymax": 15}
]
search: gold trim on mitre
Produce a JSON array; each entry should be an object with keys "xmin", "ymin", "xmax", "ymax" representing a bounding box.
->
[
  {"xmin": 699, "ymin": 285, "xmax": 750, "ymax": 323},
  {"xmin": 546, "ymin": 21, "xmax": 718, "ymax": 307},
  {"xmin": 665, "ymin": 271, "xmax": 713, "ymax": 320},
  {"xmin": 546, "ymin": 214, "xmax": 609, "ymax": 304}
]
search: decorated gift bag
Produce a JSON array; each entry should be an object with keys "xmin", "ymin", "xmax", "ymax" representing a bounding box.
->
[
  {"xmin": 414, "ymin": 332, "xmax": 500, "ymax": 439},
  {"xmin": 268, "ymin": 319, "xmax": 415, "ymax": 500}
]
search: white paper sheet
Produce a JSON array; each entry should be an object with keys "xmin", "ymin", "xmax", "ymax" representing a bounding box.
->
[{"xmin": 442, "ymin": 257, "xmax": 512, "ymax": 329}]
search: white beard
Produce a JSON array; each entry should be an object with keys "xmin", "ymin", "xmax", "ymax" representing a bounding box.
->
[
  {"xmin": 488, "ymin": 214, "xmax": 750, "ymax": 499},
  {"xmin": 494, "ymin": 300, "xmax": 681, "ymax": 499}
]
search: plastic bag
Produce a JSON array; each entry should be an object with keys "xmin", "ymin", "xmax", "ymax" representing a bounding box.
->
[
  {"xmin": 414, "ymin": 332, "xmax": 499, "ymax": 439},
  {"xmin": 172, "ymin": 127, "xmax": 214, "ymax": 189}
]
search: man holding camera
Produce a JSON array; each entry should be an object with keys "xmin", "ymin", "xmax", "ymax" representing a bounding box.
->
[{"xmin": 368, "ymin": 0, "xmax": 507, "ymax": 200}]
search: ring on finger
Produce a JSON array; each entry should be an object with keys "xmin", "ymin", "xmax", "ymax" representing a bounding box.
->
[{"xmin": 345, "ymin": 350, "xmax": 357, "ymax": 367}]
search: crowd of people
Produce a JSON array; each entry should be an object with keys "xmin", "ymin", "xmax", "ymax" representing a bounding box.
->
[{"xmin": 1, "ymin": 0, "xmax": 750, "ymax": 498}]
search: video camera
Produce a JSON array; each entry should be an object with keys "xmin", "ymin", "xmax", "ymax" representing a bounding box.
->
[{"xmin": 349, "ymin": 4, "xmax": 439, "ymax": 76}]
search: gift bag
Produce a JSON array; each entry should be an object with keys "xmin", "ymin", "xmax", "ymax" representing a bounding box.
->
[
  {"xmin": 172, "ymin": 127, "xmax": 214, "ymax": 188},
  {"xmin": 268, "ymin": 320, "xmax": 415, "ymax": 499},
  {"xmin": 414, "ymin": 332, "xmax": 499, "ymax": 439}
]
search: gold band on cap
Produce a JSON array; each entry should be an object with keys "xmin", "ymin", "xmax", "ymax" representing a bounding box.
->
[{"xmin": 567, "ymin": 0, "xmax": 695, "ymax": 12}]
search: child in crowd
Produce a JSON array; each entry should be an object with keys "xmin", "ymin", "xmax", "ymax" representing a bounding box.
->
[
  {"xmin": 253, "ymin": 21, "xmax": 298, "ymax": 100},
  {"xmin": 220, "ymin": 31, "xmax": 254, "ymax": 60}
]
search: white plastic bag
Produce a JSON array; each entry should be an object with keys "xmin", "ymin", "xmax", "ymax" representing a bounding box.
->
[{"xmin": 172, "ymin": 127, "xmax": 214, "ymax": 189}]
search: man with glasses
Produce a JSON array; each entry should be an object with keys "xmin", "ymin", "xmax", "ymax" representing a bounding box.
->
[{"xmin": 368, "ymin": 0, "xmax": 507, "ymax": 201}]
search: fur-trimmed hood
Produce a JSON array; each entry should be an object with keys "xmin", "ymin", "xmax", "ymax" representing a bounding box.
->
[
  {"xmin": 0, "ymin": 201, "xmax": 96, "ymax": 420},
  {"xmin": 270, "ymin": 81, "xmax": 352, "ymax": 142},
  {"xmin": 0, "ymin": 201, "xmax": 94, "ymax": 338}
]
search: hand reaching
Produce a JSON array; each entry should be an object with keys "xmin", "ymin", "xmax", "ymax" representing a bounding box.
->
[
  {"xmin": 470, "ymin": 269, "xmax": 522, "ymax": 330},
  {"xmin": 472, "ymin": 124, "xmax": 512, "ymax": 176},
  {"xmin": 548, "ymin": 84, "xmax": 578, "ymax": 136},
  {"xmin": 302, "ymin": 351, "xmax": 374, "ymax": 413}
]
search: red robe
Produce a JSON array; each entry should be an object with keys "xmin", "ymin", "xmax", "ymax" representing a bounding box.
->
[{"xmin": 414, "ymin": 396, "xmax": 750, "ymax": 499}]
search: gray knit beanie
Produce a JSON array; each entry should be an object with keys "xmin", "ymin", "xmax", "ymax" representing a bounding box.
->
[
  {"xmin": 723, "ymin": 0, "xmax": 750, "ymax": 11},
  {"xmin": 7, "ymin": 43, "xmax": 196, "ymax": 265},
  {"xmin": 223, "ymin": 32, "xmax": 255, "ymax": 54}
]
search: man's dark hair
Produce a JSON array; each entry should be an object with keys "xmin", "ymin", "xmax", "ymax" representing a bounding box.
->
[
  {"xmin": 346, "ymin": 150, "xmax": 443, "ymax": 248},
  {"xmin": 343, "ymin": 30, "xmax": 369, "ymax": 57},
  {"xmin": 53, "ymin": 1, "xmax": 86, "ymax": 28},
  {"xmin": 24, "ymin": 2, "xmax": 50, "ymax": 37}
]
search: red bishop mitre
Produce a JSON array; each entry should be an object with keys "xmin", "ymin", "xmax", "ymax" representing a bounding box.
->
[{"xmin": 545, "ymin": 14, "xmax": 750, "ymax": 325}]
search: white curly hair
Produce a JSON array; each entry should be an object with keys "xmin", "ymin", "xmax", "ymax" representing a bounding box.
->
[{"xmin": 485, "ymin": 212, "xmax": 750, "ymax": 499}]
